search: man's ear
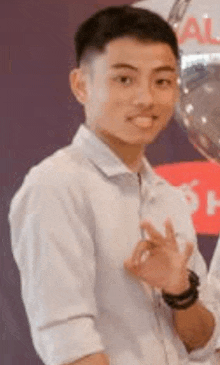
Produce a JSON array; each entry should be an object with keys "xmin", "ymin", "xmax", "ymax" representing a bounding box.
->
[{"xmin": 69, "ymin": 68, "xmax": 88, "ymax": 105}]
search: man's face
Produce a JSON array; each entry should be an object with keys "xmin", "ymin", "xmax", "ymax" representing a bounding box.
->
[{"xmin": 79, "ymin": 37, "xmax": 179, "ymax": 146}]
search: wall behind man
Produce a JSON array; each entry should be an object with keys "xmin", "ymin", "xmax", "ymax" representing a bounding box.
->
[{"xmin": 1, "ymin": 0, "xmax": 218, "ymax": 364}]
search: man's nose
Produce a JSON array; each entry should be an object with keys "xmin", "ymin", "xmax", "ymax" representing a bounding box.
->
[{"xmin": 133, "ymin": 83, "xmax": 154, "ymax": 107}]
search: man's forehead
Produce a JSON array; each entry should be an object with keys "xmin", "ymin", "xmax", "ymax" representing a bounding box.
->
[
  {"xmin": 82, "ymin": 37, "xmax": 177, "ymax": 75},
  {"xmin": 105, "ymin": 38, "xmax": 177, "ymax": 69}
]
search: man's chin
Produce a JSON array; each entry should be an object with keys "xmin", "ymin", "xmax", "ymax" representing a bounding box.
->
[{"xmin": 126, "ymin": 132, "xmax": 159, "ymax": 146}]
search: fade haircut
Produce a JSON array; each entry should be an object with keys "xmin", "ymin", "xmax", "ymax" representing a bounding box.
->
[{"xmin": 74, "ymin": 5, "xmax": 179, "ymax": 67}]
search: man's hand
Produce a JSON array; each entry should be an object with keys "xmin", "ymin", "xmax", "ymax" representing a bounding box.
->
[{"xmin": 124, "ymin": 219, "xmax": 194, "ymax": 294}]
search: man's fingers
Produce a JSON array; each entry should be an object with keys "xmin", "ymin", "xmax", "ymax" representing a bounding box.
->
[
  {"xmin": 132, "ymin": 240, "xmax": 151, "ymax": 266},
  {"xmin": 183, "ymin": 242, "xmax": 194, "ymax": 264},
  {"xmin": 140, "ymin": 220, "xmax": 164, "ymax": 244},
  {"xmin": 165, "ymin": 219, "xmax": 177, "ymax": 248},
  {"xmin": 124, "ymin": 240, "xmax": 146, "ymax": 269},
  {"xmin": 124, "ymin": 240, "xmax": 152, "ymax": 268}
]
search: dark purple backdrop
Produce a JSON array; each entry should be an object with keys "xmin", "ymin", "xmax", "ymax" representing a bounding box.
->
[{"xmin": 1, "ymin": 1, "xmax": 218, "ymax": 364}]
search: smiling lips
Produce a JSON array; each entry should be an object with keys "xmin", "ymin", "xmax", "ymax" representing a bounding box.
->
[{"xmin": 128, "ymin": 115, "xmax": 158, "ymax": 129}]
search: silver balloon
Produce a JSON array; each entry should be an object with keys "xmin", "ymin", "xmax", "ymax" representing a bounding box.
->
[
  {"xmin": 163, "ymin": 0, "xmax": 220, "ymax": 163},
  {"xmin": 176, "ymin": 53, "xmax": 220, "ymax": 163}
]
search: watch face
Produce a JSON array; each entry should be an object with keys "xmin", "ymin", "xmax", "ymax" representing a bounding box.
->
[{"xmin": 175, "ymin": 55, "xmax": 220, "ymax": 163}]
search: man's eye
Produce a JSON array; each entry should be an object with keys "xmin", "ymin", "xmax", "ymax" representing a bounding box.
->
[
  {"xmin": 156, "ymin": 79, "xmax": 172, "ymax": 87},
  {"xmin": 115, "ymin": 76, "xmax": 132, "ymax": 85}
]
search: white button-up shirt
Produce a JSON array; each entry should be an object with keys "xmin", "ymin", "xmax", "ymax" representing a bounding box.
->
[{"xmin": 9, "ymin": 125, "xmax": 219, "ymax": 365}]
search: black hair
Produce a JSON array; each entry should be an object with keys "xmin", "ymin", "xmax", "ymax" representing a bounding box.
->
[{"xmin": 74, "ymin": 5, "xmax": 179, "ymax": 66}]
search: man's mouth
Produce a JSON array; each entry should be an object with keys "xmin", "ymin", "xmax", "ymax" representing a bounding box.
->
[{"xmin": 127, "ymin": 115, "xmax": 158, "ymax": 129}]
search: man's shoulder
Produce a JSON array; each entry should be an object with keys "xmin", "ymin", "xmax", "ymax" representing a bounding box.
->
[
  {"xmin": 25, "ymin": 144, "xmax": 89, "ymax": 188},
  {"xmin": 11, "ymin": 145, "xmax": 93, "ymax": 208},
  {"xmin": 9, "ymin": 145, "xmax": 94, "ymax": 219}
]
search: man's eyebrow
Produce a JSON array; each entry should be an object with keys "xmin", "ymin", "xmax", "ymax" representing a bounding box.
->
[
  {"xmin": 111, "ymin": 63, "xmax": 138, "ymax": 71},
  {"xmin": 110, "ymin": 64, "xmax": 177, "ymax": 73},
  {"xmin": 154, "ymin": 66, "xmax": 176, "ymax": 73}
]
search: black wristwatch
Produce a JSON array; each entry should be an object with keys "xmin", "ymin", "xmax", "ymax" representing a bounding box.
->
[{"xmin": 162, "ymin": 270, "xmax": 200, "ymax": 310}]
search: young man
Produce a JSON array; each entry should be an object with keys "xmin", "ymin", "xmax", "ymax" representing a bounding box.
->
[{"xmin": 9, "ymin": 5, "xmax": 219, "ymax": 365}]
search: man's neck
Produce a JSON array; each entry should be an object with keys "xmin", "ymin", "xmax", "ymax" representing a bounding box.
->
[{"xmin": 93, "ymin": 128, "xmax": 145, "ymax": 173}]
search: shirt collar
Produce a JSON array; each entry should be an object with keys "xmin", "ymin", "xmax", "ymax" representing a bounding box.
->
[{"xmin": 71, "ymin": 124, "xmax": 164, "ymax": 185}]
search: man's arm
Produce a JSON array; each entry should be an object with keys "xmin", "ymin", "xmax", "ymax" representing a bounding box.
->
[
  {"xmin": 9, "ymin": 178, "xmax": 105, "ymax": 365},
  {"xmin": 64, "ymin": 352, "xmax": 109, "ymax": 365},
  {"xmin": 173, "ymin": 300, "xmax": 215, "ymax": 352},
  {"xmin": 124, "ymin": 219, "xmax": 216, "ymax": 353}
]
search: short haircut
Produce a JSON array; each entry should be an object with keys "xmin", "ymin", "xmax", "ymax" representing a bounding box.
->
[{"xmin": 74, "ymin": 5, "xmax": 179, "ymax": 66}]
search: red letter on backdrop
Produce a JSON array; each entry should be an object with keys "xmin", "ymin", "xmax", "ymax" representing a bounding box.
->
[
  {"xmin": 204, "ymin": 18, "xmax": 220, "ymax": 45},
  {"xmin": 179, "ymin": 17, "xmax": 205, "ymax": 44}
]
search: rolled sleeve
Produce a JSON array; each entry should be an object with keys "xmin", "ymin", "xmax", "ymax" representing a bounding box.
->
[
  {"xmin": 9, "ymin": 169, "xmax": 104, "ymax": 364},
  {"xmin": 34, "ymin": 317, "xmax": 105, "ymax": 365}
]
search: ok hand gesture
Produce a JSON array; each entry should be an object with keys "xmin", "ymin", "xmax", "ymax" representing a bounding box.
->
[{"xmin": 124, "ymin": 219, "xmax": 194, "ymax": 295}]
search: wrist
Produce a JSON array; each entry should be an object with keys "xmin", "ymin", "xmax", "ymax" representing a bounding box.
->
[
  {"xmin": 163, "ymin": 270, "xmax": 190, "ymax": 295},
  {"xmin": 162, "ymin": 270, "xmax": 200, "ymax": 310}
]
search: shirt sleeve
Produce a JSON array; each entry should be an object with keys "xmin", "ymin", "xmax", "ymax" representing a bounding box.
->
[{"xmin": 8, "ymin": 171, "xmax": 105, "ymax": 365}]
